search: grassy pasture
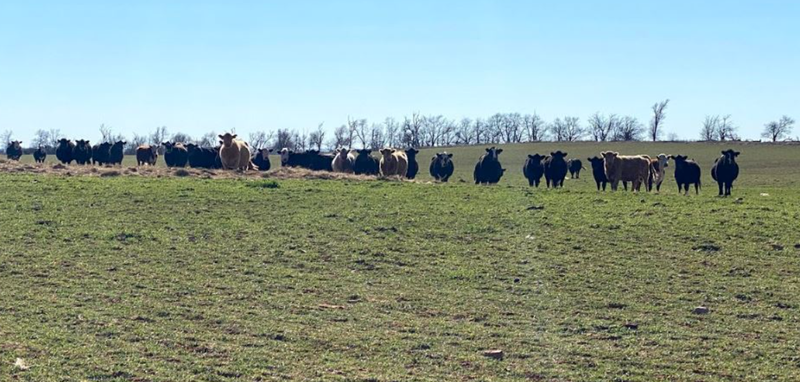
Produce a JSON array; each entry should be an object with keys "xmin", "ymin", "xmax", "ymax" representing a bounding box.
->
[{"xmin": 2, "ymin": 142, "xmax": 800, "ymax": 381}]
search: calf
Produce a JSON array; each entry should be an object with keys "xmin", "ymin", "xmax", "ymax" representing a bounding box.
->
[
  {"xmin": 5, "ymin": 141, "xmax": 22, "ymax": 161},
  {"xmin": 587, "ymin": 156, "xmax": 608, "ymax": 191},
  {"xmin": 711, "ymin": 149, "xmax": 740, "ymax": 196},
  {"xmin": 523, "ymin": 154, "xmax": 545, "ymax": 187},
  {"xmin": 567, "ymin": 159, "xmax": 583, "ymax": 179},
  {"xmin": 430, "ymin": 152, "xmax": 454, "ymax": 182},
  {"xmin": 108, "ymin": 141, "xmax": 126, "ymax": 166},
  {"xmin": 647, "ymin": 154, "xmax": 669, "ymax": 192},
  {"xmin": 33, "ymin": 146, "xmax": 47, "ymax": 163},
  {"xmin": 72, "ymin": 140, "xmax": 93, "ymax": 165},
  {"xmin": 544, "ymin": 151, "xmax": 569, "ymax": 188},
  {"xmin": 669, "ymin": 155, "xmax": 702, "ymax": 195},
  {"xmin": 601, "ymin": 151, "xmax": 650, "ymax": 192},
  {"xmin": 186, "ymin": 144, "xmax": 220, "ymax": 169},
  {"xmin": 353, "ymin": 149, "xmax": 380, "ymax": 175},
  {"xmin": 379, "ymin": 148, "xmax": 408, "ymax": 177},
  {"xmin": 136, "ymin": 145, "xmax": 159, "ymax": 166},
  {"xmin": 405, "ymin": 148, "xmax": 420, "ymax": 179},
  {"xmin": 92, "ymin": 142, "xmax": 112, "ymax": 165},
  {"xmin": 56, "ymin": 139, "xmax": 75, "ymax": 164},
  {"xmin": 252, "ymin": 148, "xmax": 272, "ymax": 171}
]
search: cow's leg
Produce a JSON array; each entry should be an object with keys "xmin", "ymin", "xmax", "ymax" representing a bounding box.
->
[
  {"xmin": 602, "ymin": 181, "xmax": 607, "ymax": 191},
  {"xmin": 656, "ymin": 181, "xmax": 662, "ymax": 192},
  {"xmin": 726, "ymin": 181, "xmax": 733, "ymax": 196},
  {"xmin": 694, "ymin": 183, "xmax": 700, "ymax": 195},
  {"xmin": 717, "ymin": 182, "xmax": 724, "ymax": 196},
  {"xmin": 596, "ymin": 181, "xmax": 601, "ymax": 191},
  {"xmin": 528, "ymin": 178, "xmax": 534, "ymax": 187}
]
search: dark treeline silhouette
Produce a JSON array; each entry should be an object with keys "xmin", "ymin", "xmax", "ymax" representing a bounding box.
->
[{"xmin": 2, "ymin": 105, "xmax": 796, "ymax": 155}]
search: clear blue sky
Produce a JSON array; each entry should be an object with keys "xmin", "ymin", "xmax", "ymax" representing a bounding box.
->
[{"xmin": 1, "ymin": 0, "xmax": 797, "ymax": 144}]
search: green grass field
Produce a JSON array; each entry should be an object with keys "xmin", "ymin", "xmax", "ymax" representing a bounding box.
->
[{"xmin": 2, "ymin": 142, "xmax": 800, "ymax": 381}]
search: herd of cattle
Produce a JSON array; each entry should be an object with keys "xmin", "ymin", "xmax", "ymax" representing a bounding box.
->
[{"xmin": 5, "ymin": 137, "xmax": 741, "ymax": 196}]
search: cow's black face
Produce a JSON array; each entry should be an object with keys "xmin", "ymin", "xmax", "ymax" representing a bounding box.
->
[{"xmin": 551, "ymin": 151, "xmax": 567, "ymax": 159}]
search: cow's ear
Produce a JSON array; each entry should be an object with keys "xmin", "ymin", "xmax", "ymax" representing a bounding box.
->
[
  {"xmin": 218, "ymin": 135, "xmax": 224, "ymax": 139},
  {"xmin": 734, "ymin": 151, "xmax": 740, "ymax": 156},
  {"xmin": 485, "ymin": 148, "xmax": 491, "ymax": 152},
  {"xmin": 497, "ymin": 149, "xmax": 503, "ymax": 154},
  {"xmin": 447, "ymin": 153, "xmax": 453, "ymax": 158},
  {"xmin": 721, "ymin": 150, "xmax": 726, "ymax": 155},
  {"xmin": 550, "ymin": 152, "xmax": 556, "ymax": 156},
  {"xmin": 563, "ymin": 152, "xmax": 568, "ymax": 156}
]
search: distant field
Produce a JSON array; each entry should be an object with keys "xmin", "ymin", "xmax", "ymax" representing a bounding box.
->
[{"xmin": 2, "ymin": 142, "xmax": 800, "ymax": 381}]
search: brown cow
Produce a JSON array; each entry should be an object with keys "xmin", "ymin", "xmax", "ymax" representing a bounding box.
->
[
  {"xmin": 136, "ymin": 145, "xmax": 159, "ymax": 166},
  {"xmin": 601, "ymin": 151, "xmax": 651, "ymax": 192}
]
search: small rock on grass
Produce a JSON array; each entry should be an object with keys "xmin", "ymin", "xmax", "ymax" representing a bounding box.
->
[
  {"xmin": 482, "ymin": 350, "xmax": 504, "ymax": 360},
  {"xmin": 693, "ymin": 306, "xmax": 710, "ymax": 315},
  {"xmin": 14, "ymin": 358, "xmax": 29, "ymax": 371}
]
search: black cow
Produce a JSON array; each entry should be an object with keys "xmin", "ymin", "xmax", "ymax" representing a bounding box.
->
[
  {"xmin": 474, "ymin": 147, "xmax": 505, "ymax": 184},
  {"xmin": 5, "ymin": 141, "xmax": 22, "ymax": 161},
  {"xmin": 72, "ymin": 140, "xmax": 93, "ymax": 165},
  {"xmin": 587, "ymin": 156, "xmax": 608, "ymax": 191},
  {"xmin": 33, "ymin": 146, "xmax": 47, "ymax": 163},
  {"xmin": 108, "ymin": 141, "xmax": 126, "ymax": 166},
  {"xmin": 162, "ymin": 142, "xmax": 189, "ymax": 168},
  {"xmin": 429, "ymin": 152, "xmax": 454, "ymax": 182},
  {"xmin": 523, "ymin": 154, "xmax": 546, "ymax": 187},
  {"xmin": 56, "ymin": 139, "xmax": 75, "ymax": 164},
  {"xmin": 669, "ymin": 155, "xmax": 702, "ymax": 195},
  {"xmin": 186, "ymin": 144, "xmax": 220, "ymax": 169},
  {"xmin": 711, "ymin": 149, "xmax": 740, "ymax": 196},
  {"xmin": 405, "ymin": 148, "xmax": 420, "ymax": 179},
  {"xmin": 136, "ymin": 145, "xmax": 158, "ymax": 166},
  {"xmin": 252, "ymin": 148, "xmax": 272, "ymax": 171},
  {"xmin": 306, "ymin": 150, "xmax": 334, "ymax": 172},
  {"xmin": 567, "ymin": 159, "xmax": 583, "ymax": 179},
  {"xmin": 544, "ymin": 151, "xmax": 569, "ymax": 188},
  {"xmin": 91, "ymin": 142, "xmax": 112, "ymax": 165},
  {"xmin": 353, "ymin": 149, "xmax": 380, "ymax": 175}
]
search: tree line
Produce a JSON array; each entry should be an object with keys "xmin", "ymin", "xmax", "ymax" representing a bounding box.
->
[{"xmin": 2, "ymin": 101, "xmax": 796, "ymax": 154}]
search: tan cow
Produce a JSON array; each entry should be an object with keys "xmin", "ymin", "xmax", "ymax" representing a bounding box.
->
[
  {"xmin": 218, "ymin": 133, "xmax": 252, "ymax": 171},
  {"xmin": 601, "ymin": 151, "xmax": 651, "ymax": 192},
  {"xmin": 379, "ymin": 148, "xmax": 408, "ymax": 177},
  {"xmin": 648, "ymin": 153, "xmax": 669, "ymax": 192},
  {"xmin": 332, "ymin": 148, "xmax": 354, "ymax": 173}
]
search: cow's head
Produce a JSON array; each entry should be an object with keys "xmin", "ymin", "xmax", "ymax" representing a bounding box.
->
[
  {"xmin": 162, "ymin": 141, "xmax": 174, "ymax": 151},
  {"xmin": 185, "ymin": 143, "xmax": 198, "ymax": 152},
  {"xmin": 379, "ymin": 148, "xmax": 395, "ymax": 158},
  {"xmin": 278, "ymin": 147, "xmax": 292, "ymax": 164},
  {"xmin": 218, "ymin": 133, "xmax": 237, "ymax": 147},
  {"xmin": 657, "ymin": 153, "xmax": 669, "ymax": 168},
  {"xmin": 9, "ymin": 141, "xmax": 22, "ymax": 150},
  {"xmin": 721, "ymin": 149, "xmax": 740, "ymax": 160},
  {"xmin": 434, "ymin": 152, "xmax": 453, "ymax": 164},
  {"xmin": 587, "ymin": 156, "xmax": 604, "ymax": 169},
  {"xmin": 550, "ymin": 151, "xmax": 568, "ymax": 159},
  {"xmin": 528, "ymin": 154, "xmax": 544, "ymax": 163},
  {"xmin": 601, "ymin": 151, "xmax": 619, "ymax": 167},
  {"xmin": 259, "ymin": 148, "xmax": 272, "ymax": 158},
  {"xmin": 484, "ymin": 147, "xmax": 503, "ymax": 160},
  {"xmin": 58, "ymin": 138, "xmax": 71, "ymax": 146},
  {"xmin": 405, "ymin": 148, "xmax": 419, "ymax": 158}
]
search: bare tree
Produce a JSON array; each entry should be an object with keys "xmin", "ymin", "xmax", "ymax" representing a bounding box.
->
[
  {"xmin": 649, "ymin": 99, "xmax": 670, "ymax": 141},
  {"xmin": 197, "ymin": 131, "xmax": 218, "ymax": 147},
  {"xmin": 667, "ymin": 132, "xmax": 680, "ymax": 141},
  {"xmin": 348, "ymin": 117, "xmax": 369, "ymax": 149},
  {"xmin": 455, "ymin": 118, "xmax": 474, "ymax": 145},
  {"xmin": 615, "ymin": 116, "xmax": 644, "ymax": 141},
  {"xmin": 588, "ymin": 113, "xmax": 617, "ymax": 142},
  {"xmin": 384, "ymin": 117, "xmax": 399, "ymax": 148},
  {"xmin": 368, "ymin": 123, "xmax": 386, "ymax": 150},
  {"xmin": 329, "ymin": 124, "xmax": 352, "ymax": 149},
  {"xmin": 99, "ymin": 124, "xmax": 114, "ymax": 142},
  {"xmin": 523, "ymin": 113, "xmax": 547, "ymax": 142},
  {"xmin": 47, "ymin": 129, "xmax": 61, "ymax": 147},
  {"xmin": 762, "ymin": 115, "xmax": 795, "ymax": 142},
  {"xmin": 498, "ymin": 113, "xmax": 523, "ymax": 143},
  {"xmin": 421, "ymin": 115, "xmax": 449, "ymax": 146},
  {"xmin": 149, "ymin": 126, "xmax": 168, "ymax": 145},
  {"xmin": 472, "ymin": 118, "xmax": 486, "ymax": 145},
  {"xmin": 401, "ymin": 113, "xmax": 423, "ymax": 148},
  {"xmin": 700, "ymin": 115, "xmax": 719, "ymax": 141},
  {"xmin": 294, "ymin": 130, "xmax": 308, "ymax": 151},
  {"xmin": 551, "ymin": 117, "xmax": 583, "ymax": 142},
  {"xmin": 308, "ymin": 123, "xmax": 326, "ymax": 151},
  {"xmin": 1, "ymin": 130, "xmax": 12, "ymax": 146},
  {"xmin": 715, "ymin": 115, "xmax": 737, "ymax": 141},
  {"xmin": 274, "ymin": 129, "xmax": 296, "ymax": 150},
  {"xmin": 32, "ymin": 129, "xmax": 50, "ymax": 148},
  {"xmin": 128, "ymin": 134, "xmax": 148, "ymax": 154},
  {"xmin": 248, "ymin": 131, "xmax": 271, "ymax": 149}
]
